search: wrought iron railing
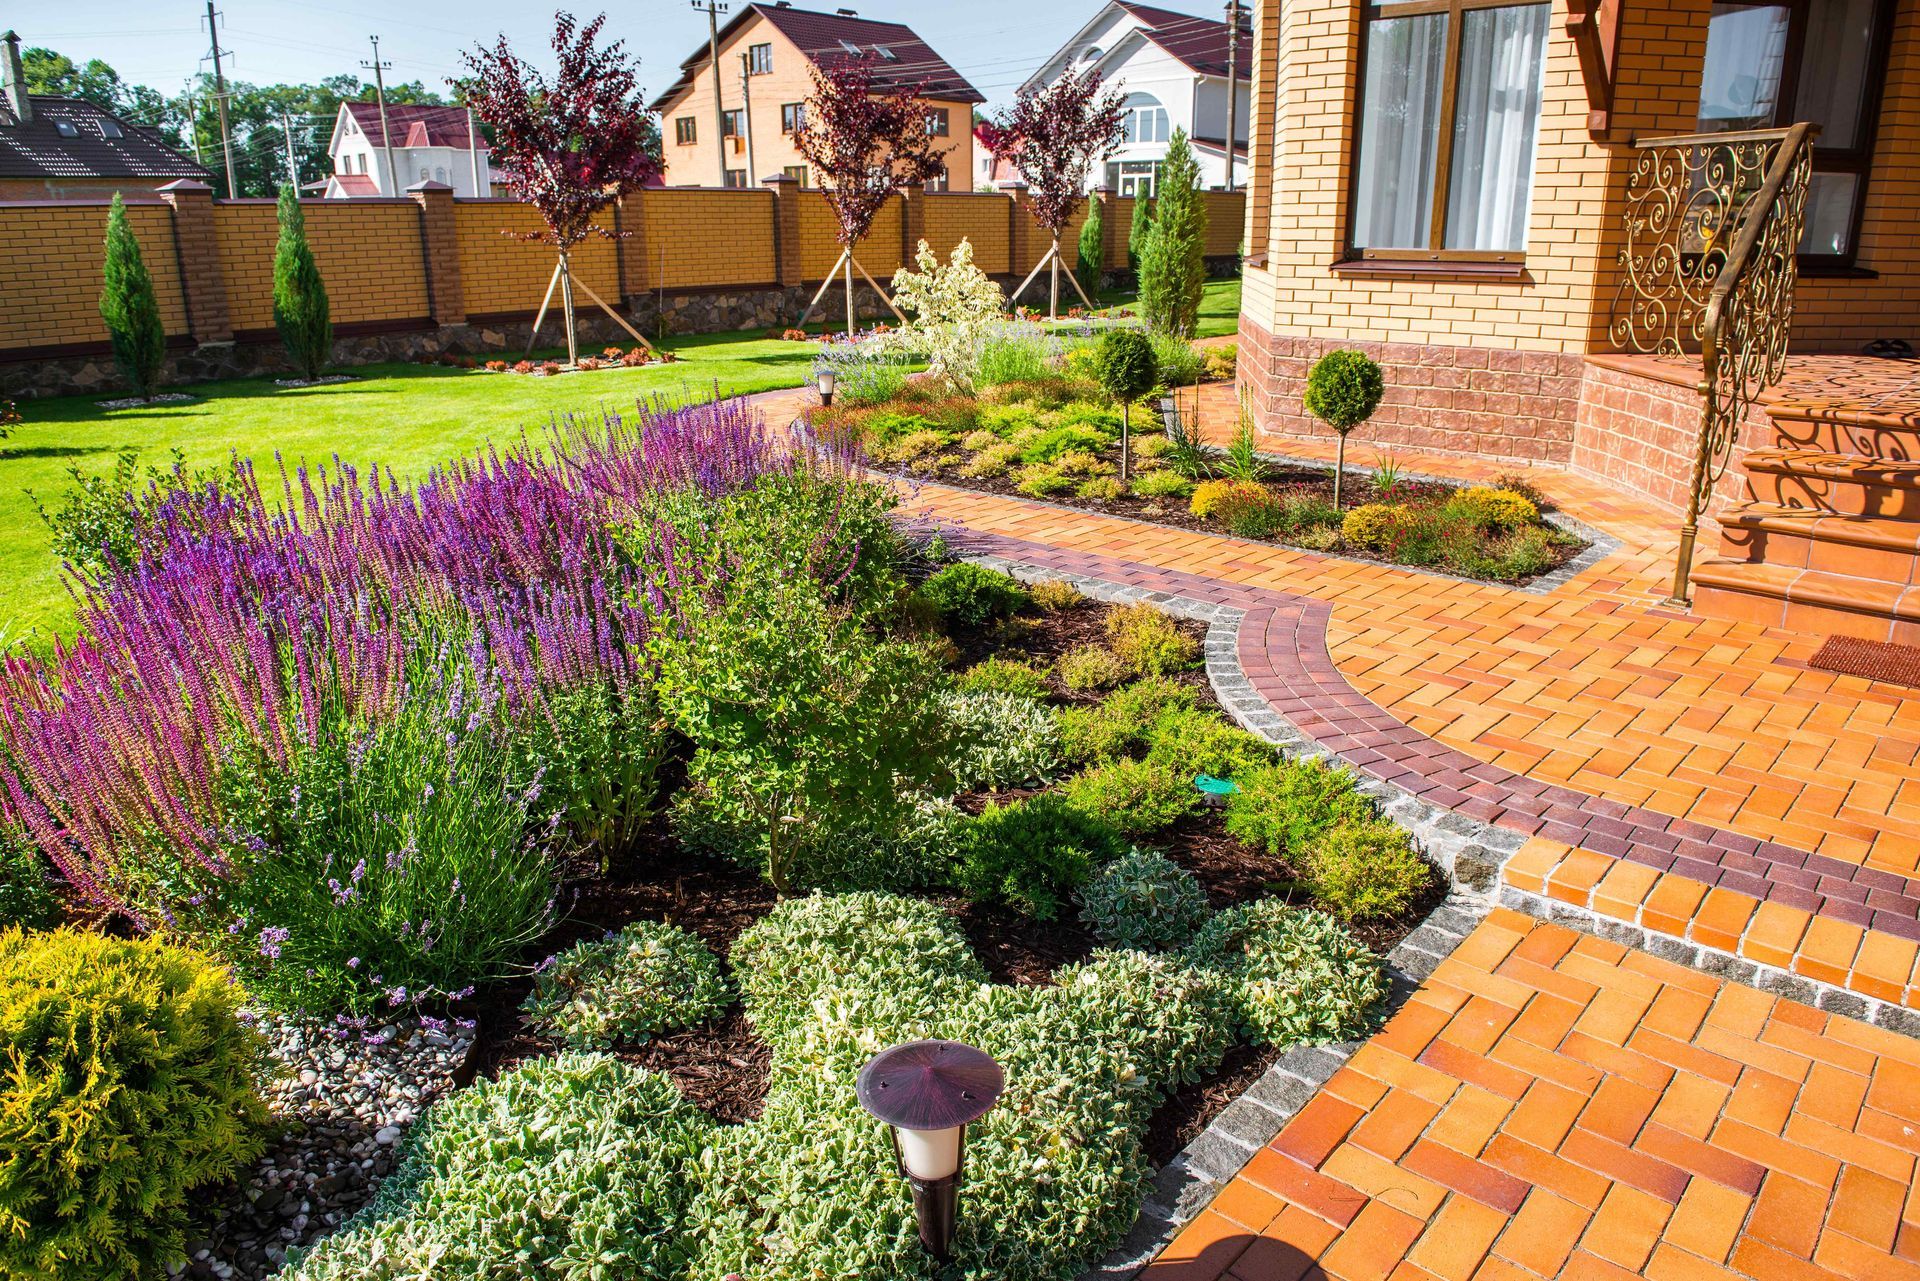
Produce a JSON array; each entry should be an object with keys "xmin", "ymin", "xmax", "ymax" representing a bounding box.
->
[{"xmin": 1608, "ymin": 124, "xmax": 1817, "ymax": 605}]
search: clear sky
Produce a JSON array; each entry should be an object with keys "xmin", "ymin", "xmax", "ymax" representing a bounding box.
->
[{"xmin": 28, "ymin": 0, "xmax": 1163, "ymax": 113}]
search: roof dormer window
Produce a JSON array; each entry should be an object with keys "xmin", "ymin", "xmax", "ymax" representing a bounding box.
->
[
  {"xmin": 54, "ymin": 120, "xmax": 79, "ymax": 138},
  {"xmin": 875, "ymin": 45, "xmax": 897, "ymax": 59},
  {"xmin": 99, "ymin": 119, "xmax": 124, "ymax": 139},
  {"xmin": 839, "ymin": 38, "xmax": 863, "ymax": 54}
]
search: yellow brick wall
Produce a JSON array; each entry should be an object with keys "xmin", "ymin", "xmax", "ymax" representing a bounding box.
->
[
  {"xmin": 451, "ymin": 200, "xmax": 620, "ymax": 318},
  {"xmin": 0, "ymin": 200, "xmax": 188, "ymax": 350},
  {"xmin": 216, "ymin": 200, "xmax": 431, "ymax": 332},
  {"xmin": 921, "ymin": 193, "xmax": 1011, "ymax": 273},
  {"xmin": 632, "ymin": 189, "xmax": 777, "ymax": 290},
  {"xmin": 796, "ymin": 192, "xmax": 904, "ymax": 282}
]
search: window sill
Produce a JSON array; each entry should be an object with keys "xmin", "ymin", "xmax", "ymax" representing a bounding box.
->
[{"xmin": 1331, "ymin": 258, "xmax": 1530, "ymax": 280}]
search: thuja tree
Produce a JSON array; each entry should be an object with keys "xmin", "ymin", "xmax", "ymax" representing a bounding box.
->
[
  {"xmin": 989, "ymin": 64, "xmax": 1124, "ymax": 317},
  {"xmin": 272, "ymin": 185, "xmax": 332, "ymax": 381},
  {"xmin": 1077, "ymin": 197, "xmax": 1104, "ymax": 297},
  {"xmin": 461, "ymin": 11, "xmax": 660, "ymax": 365},
  {"xmin": 98, "ymin": 194, "xmax": 165, "ymax": 400},
  {"xmin": 1138, "ymin": 129, "xmax": 1208, "ymax": 337},
  {"xmin": 1128, "ymin": 191, "xmax": 1154, "ymax": 271},
  {"xmin": 792, "ymin": 53, "xmax": 946, "ymax": 336}
]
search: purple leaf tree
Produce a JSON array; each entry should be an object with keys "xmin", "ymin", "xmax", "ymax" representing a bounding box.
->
[
  {"xmin": 990, "ymin": 64, "xmax": 1125, "ymax": 318},
  {"xmin": 461, "ymin": 12, "xmax": 661, "ymax": 365},
  {"xmin": 791, "ymin": 53, "xmax": 947, "ymax": 335}
]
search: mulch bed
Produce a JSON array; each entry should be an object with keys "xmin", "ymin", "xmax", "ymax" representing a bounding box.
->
[{"xmin": 462, "ymin": 607, "xmax": 1438, "ymax": 1163}]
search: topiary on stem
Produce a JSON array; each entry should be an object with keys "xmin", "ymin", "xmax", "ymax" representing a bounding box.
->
[
  {"xmin": 1302, "ymin": 349, "xmax": 1385, "ymax": 512},
  {"xmin": 272, "ymin": 184, "xmax": 332, "ymax": 381},
  {"xmin": 1096, "ymin": 327, "xmax": 1157, "ymax": 479},
  {"xmin": 98, "ymin": 193, "xmax": 166, "ymax": 401}
]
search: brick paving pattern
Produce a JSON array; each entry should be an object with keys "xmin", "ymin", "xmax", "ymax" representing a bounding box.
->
[{"xmin": 1143, "ymin": 910, "xmax": 1920, "ymax": 1281}]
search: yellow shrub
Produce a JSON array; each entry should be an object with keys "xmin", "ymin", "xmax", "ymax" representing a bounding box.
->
[
  {"xmin": 1190, "ymin": 480, "xmax": 1268, "ymax": 521},
  {"xmin": 1341, "ymin": 503, "xmax": 1411, "ymax": 551},
  {"xmin": 1448, "ymin": 486, "xmax": 1538, "ymax": 531}
]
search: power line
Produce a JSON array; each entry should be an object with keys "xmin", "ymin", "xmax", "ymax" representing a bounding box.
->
[{"xmin": 202, "ymin": 1, "xmax": 239, "ymax": 198}]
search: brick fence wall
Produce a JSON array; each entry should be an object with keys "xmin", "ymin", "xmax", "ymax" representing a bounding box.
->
[{"xmin": 1, "ymin": 178, "xmax": 1245, "ymax": 397}]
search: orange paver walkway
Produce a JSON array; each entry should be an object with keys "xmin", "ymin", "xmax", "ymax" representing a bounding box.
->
[{"xmin": 1144, "ymin": 910, "xmax": 1920, "ymax": 1281}]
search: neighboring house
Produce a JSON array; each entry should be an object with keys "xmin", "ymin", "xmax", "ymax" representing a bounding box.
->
[
  {"xmin": 1016, "ymin": 1, "xmax": 1251, "ymax": 196},
  {"xmin": 1235, "ymin": 0, "xmax": 1920, "ymax": 634},
  {"xmin": 323, "ymin": 102, "xmax": 495, "ymax": 198},
  {"xmin": 649, "ymin": 3, "xmax": 982, "ymax": 192},
  {"xmin": 0, "ymin": 30, "xmax": 210, "ymax": 200}
]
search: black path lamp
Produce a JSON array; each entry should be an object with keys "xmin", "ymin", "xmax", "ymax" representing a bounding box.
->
[
  {"xmin": 856, "ymin": 1039, "xmax": 1005, "ymax": 1260},
  {"xmin": 815, "ymin": 365, "xmax": 837, "ymax": 406}
]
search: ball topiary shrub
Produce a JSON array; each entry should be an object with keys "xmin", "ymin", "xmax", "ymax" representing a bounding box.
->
[
  {"xmin": 1446, "ymin": 485, "xmax": 1539, "ymax": 532},
  {"xmin": 0, "ymin": 929, "xmax": 268, "ymax": 1281},
  {"xmin": 1096, "ymin": 327, "xmax": 1159, "ymax": 479},
  {"xmin": 1184, "ymin": 900, "xmax": 1387, "ymax": 1045},
  {"xmin": 284, "ymin": 1053, "xmax": 714, "ymax": 1281},
  {"xmin": 1224, "ymin": 757, "xmax": 1378, "ymax": 857},
  {"xmin": 918, "ymin": 562, "xmax": 1030, "ymax": 626},
  {"xmin": 521, "ymin": 921, "xmax": 732, "ymax": 1049},
  {"xmin": 1078, "ymin": 849, "xmax": 1213, "ymax": 951},
  {"xmin": 954, "ymin": 792, "xmax": 1126, "ymax": 919},
  {"xmin": 1303, "ymin": 349, "xmax": 1385, "ymax": 510},
  {"xmin": 1060, "ymin": 758, "xmax": 1202, "ymax": 836},
  {"xmin": 1304, "ymin": 819, "xmax": 1432, "ymax": 921},
  {"xmin": 1103, "ymin": 602, "xmax": 1201, "ymax": 676}
]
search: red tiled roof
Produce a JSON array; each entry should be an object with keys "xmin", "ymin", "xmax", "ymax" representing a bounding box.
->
[
  {"xmin": 650, "ymin": 3, "xmax": 983, "ymax": 111},
  {"xmin": 328, "ymin": 173, "xmax": 380, "ymax": 197},
  {"xmin": 0, "ymin": 96, "xmax": 210, "ymax": 181},
  {"xmin": 342, "ymin": 102, "xmax": 486, "ymax": 150},
  {"xmin": 1114, "ymin": 1, "xmax": 1251, "ymax": 79}
]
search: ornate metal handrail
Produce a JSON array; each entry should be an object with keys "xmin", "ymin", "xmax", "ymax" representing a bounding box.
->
[{"xmin": 1609, "ymin": 123, "xmax": 1817, "ymax": 606}]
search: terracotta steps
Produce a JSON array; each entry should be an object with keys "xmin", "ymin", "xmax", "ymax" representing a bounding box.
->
[
  {"xmin": 1691, "ymin": 561, "xmax": 1920, "ymax": 642},
  {"xmin": 1761, "ymin": 401, "xmax": 1920, "ymax": 456},
  {"xmin": 1743, "ymin": 449, "xmax": 1920, "ymax": 517},
  {"xmin": 1718, "ymin": 504, "xmax": 1920, "ymax": 584}
]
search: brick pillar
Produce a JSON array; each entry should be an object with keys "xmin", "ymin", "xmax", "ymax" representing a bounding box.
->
[
  {"xmin": 764, "ymin": 174, "xmax": 802, "ymax": 287},
  {"xmin": 157, "ymin": 178, "xmax": 231, "ymax": 345},
  {"xmin": 999, "ymin": 181, "xmax": 1031, "ymax": 277},
  {"xmin": 407, "ymin": 180, "xmax": 466, "ymax": 326}
]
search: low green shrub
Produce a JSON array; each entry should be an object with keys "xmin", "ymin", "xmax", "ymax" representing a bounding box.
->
[
  {"xmin": 1144, "ymin": 708, "xmax": 1273, "ymax": 780},
  {"xmin": 1105, "ymin": 602, "xmax": 1202, "ymax": 676},
  {"xmin": 1059, "ymin": 677, "xmax": 1199, "ymax": 763},
  {"xmin": 960, "ymin": 443, "xmax": 1020, "ymax": 478},
  {"xmin": 938, "ymin": 689, "xmax": 1065, "ymax": 790},
  {"xmin": 1060, "ymin": 759, "xmax": 1201, "ymax": 835},
  {"xmin": 1447, "ymin": 485, "xmax": 1539, "ymax": 532},
  {"xmin": 1059, "ymin": 643, "xmax": 1130, "ymax": 692},
  {"xmin": 961, "ymin": 428, "xmax": 1002, "ymax": 451},
  {"xmin": 1225, "ymin": 491, "xmax": 1291, "ymax": 540},
  {"xmin": 1283, "ymin": 490, "xmax": 1342, "ymax": 530},
  {"xmin": 1223, "ymin": 757, "xmax": 1376, "ymax": 857},
  {"xmin": 1189, "ymin": 479, "xmax": 1268, "ymax": 520},
  {"xmin": 957, "ymin": 656, "xmax": 1051, "ymax": 700},
  {"xmin": 1078, "ymin": 475, "xmax": 1127, "ymax": 501},
  {"xmin": 0, "ymin": 834, "xmax": 60, "ymax": 930},
  {"xmin": 507, "ymin": 680, "xmax": 670, "ymax": 858},
  {"xmin": 0, "ymin": 929, "xmax": 268, "ymax": 1281},
  {"xmin": 1077, "ymin": 849, "xmax": 1212, "ymax": 951},
  {"xmin": 1304, "ymin": 819, "xmax": 1431, "ymax": 921},
  {"xmin": 1016, "ymin": 463, "xmax": 1077, "ymax": 497},
  {"xmin": 1340, "ymin": 502, "xmax": 1412, "ymax": 552},
  {"xmin": 872, "ymin": 428, "xmax": 952, "ymax": 464},
  {"xmin": 1018, "ymin": 423, "xmax": 1114, "ymax": 465},
  {"xmin": 1185, "ymin": 901, "xmax": 1387, "ymax": 1045},
  {"xmin": 1149, "ymin": 332, "xmax": 1206, "ymax": 387},
  {"xmin": 672, "ymin": 792, "xmax": 966, "ymax": 894},
  {"xmin": 285, "ymin": 1053, "xmax": 713, "ymax": 1281},
  {"xmin": 955, "ymin": 792, "xmax": 1125, "ymax": 919},
  {"xmin": 919, "ymin": 563, "xmax": 1030, "ymax": 627},
  {"xmin": 1133, "ymin": 468, "xmax": 1194, "ymax": 500},
  {"xmin": 522, "ymin": 922, "xmax": 732, "ymax": 1049},
  {"xmin": 1133, "ymin": 434, "xmax": 1175, "ymax": 460},
  {"xmin": 975, "ymin": 402, "xmax": 1045, "ymax": 436},
  {"xmin": 1027, "ymin": 578, "xmax": 1087, "ymax": 612},
  {"xmin": 1054, "ymin": 449, "xmax": 1114, "ymax": 478}
]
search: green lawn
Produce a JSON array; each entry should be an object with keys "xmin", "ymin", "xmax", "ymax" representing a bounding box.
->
[
  {"xmin": 0, "ymin": 330, "xmax": 822, "ymax": 638},
  {"xmin": 1092, "ymin": 277, "xmax": 1241, "ymax": 339}
]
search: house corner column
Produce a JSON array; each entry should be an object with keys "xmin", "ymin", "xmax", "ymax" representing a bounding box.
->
[
  {"xmin": 157, "ymin": 178, "xmax": 232, "ymax": 346},
  {"xmin": 407, "ymin": 180, "xmax": 466, "ymax": 326}
]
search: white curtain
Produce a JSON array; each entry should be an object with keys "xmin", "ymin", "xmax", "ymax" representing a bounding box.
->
[
  {"xmin": 1352, "ymin": 13, "xmax": 1447, "ymax": 248},
  {"xmin": 1445, "ymin": 3, "xmax": 1550, "ymax": 252},
  {"xmin": 1793, "ymin": 0, "xmax": 1875, "ymax": 148},
  {"xmin": 1696, "ymin": 4, "xmax": 1790, "ymax": 131}
]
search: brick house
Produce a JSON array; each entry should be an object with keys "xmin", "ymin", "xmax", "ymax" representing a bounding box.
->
[
  {"xmin": 649, "ymin": 2, "xmax": 982, "ymax": 192},
  {"xmin": 0, "ymin": 30, "xmax": 210, "ymax": 200},
  {"xmin": 1234, "ymin": 0, "xmax": 1920, "ymax": 638},
  {"xmin": 322, "ymin": 103, "xmax": 496, "ymax": 199}
]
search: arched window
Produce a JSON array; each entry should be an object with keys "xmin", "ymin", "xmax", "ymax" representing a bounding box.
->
[
  {"xmin": 1079, "ymin": 46, "xmax": 1103, "ymax": 65},
  {"xmin": 1121, "ymin": 93, "xmax": 1169, "ymax": 145},
  {"xmin": 434, "ymin": 166, "xmax": 447, "ymax": 184}
]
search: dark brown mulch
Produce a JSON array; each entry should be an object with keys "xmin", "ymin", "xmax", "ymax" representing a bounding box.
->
[{"xmin": 460, "ymin": 603, "xmax": 1441, "ymax": 1162}]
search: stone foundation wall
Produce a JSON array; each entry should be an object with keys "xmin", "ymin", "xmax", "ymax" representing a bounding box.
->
[{"xmin": 1570, "ymin": 358, "xmax": 1772, "ymax": 519}]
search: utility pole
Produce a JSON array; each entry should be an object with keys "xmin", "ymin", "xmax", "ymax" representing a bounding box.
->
[
  {"xmin": 203, "ymin": 1, "xmax": 237, "ymax": 198},
  {"xmin": 692, "ymin": 0, "xmax": 729, "ymax": 184},
  {"xmin": 1222, "ymin": 0, "xmax": 1242, "ymax": 192},
  {"xmin": 466, "ymin": 106, "xmax": 483, "ymax": 195},
  {"xmin": 280, "ymin": 108, "xmax": 299, "ymax": 189},
  {"xmin": 738, "ymin": 52, "xmax": 757, "ymax": 186},
  {"xmin": 361, "ymin": 35, "xmax": 398, "ymax": 197}
]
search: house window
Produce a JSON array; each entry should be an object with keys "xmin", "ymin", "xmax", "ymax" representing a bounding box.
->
[
  {"xmin": 926, "ymin": 164, "xmax": 950, "ymax": 193},
  {"xmin": 1111, "ymin": 159, "xmax": 1160, "ymax": 198},
  {"xmin": 748, "ymin": 42, "xmax": 773, "ymax": 74},
  {"xmin": 722, "ymin": 109, "xmax": 745, "ymax": 138},
  {"xmin": 1695, "ymin": 0, "xmax": 1893, "ymax": 267},
  {"xmin": 1120, "ymin": 93, "xmax": 1169, "ymax": 145},
  {"xmin": 723, "ymin": 168, "xmax": 748, "ymax": 189},
  {"xmin": 783, "ymin": 164, "xmax": 809, "ymax": 186},
  {"xmin": 926, "ymin": 107, "xmax": 950, "ymax": 137},
  {"xmin": 675, "ymin": 116, "xmax": 698, "ymax": 145},
  {"xmin": 781, "ymin": 102, "xmax": 806, "ymax": 134},
  {"xmin": 1348, "ymin": 0, "xmax": 1550, "ymax": 260},
  {"xmin": 99, "ymin": 119, "xmax": 124, "ymax": 139},
  {"xmin": 434, "ymin": 166, "xmax": 447, "ymax": 183},
  {"xmin": 54, "ymin": 119, "xmax": 79, "ymax": 138}
]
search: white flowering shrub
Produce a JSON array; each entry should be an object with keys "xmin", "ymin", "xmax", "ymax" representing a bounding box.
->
[
  {"xmin": 937, "ymin": 688, "xmax": 1064, "ymax": 790},
  {"xmin": 1184, "ymin": 900, "xmax": 1387, "ymax": 1046},
  {"xmin": 882, "ymin": 237, "xmax": 1007, "ymax": 392},
  {"xmin": 284, "ymin": 1053, "xmax": 713, "ymax": 1281},
  {"xmin": 1078, "ymin": 849, "xmax": 1213, "ymax": 951},
  {"xmin": 521, "ymin": 921, "xmax": 731, "ymax": 1049}
]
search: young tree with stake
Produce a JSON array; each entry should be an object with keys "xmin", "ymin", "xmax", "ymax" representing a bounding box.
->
[
  {"xmin": 990, "ymin": 64, "xmax": 1124, "ymax": 319},
  {"xmin": 98, "ymin": 194, "xmax": 166, "ymax": 401},
  {"xmin": 791, "ymin": 54, "xmax": 947, "ymax": 337},
  {"xmin": 272, "ymin": 184, "xmax": 332, "ymax": 381},
  {"xmin": 461, "ymin": 12, "xmax": 661, "ymax": 367}
]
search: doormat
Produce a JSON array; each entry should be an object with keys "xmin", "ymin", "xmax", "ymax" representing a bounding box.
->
[{"xmin": 1809, "ymin": 635, "xmax": 1920, "ymax": 688}]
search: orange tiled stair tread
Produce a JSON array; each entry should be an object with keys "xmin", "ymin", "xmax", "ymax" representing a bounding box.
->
[{"xmin": 1141, "ymin": 910, "xmax": 1920, "ymax": 1281}]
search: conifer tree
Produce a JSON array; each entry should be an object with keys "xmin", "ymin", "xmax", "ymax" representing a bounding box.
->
[
  {"xmin": 97, "ymin": 194, "xmax": 165, "ymax": 400},
  {"xmin": 1127, "ymin": 190, "xmax": 1154, "ymax": 272},
  {"xmin": 272, "ymin": 184, "xmax": 332, "ymax": 381},
  {"xmin": 1077, "ymin": 198, "xmax": 1105, "ymax": 298},
  {"xmin": 1137, "ymin": 130, "xmax": 1207, "ymax": 337}
]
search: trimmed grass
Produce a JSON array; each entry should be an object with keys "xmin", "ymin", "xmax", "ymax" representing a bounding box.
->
[
  {"xmin": 1092, "ymin": 277, "xmax": 1241, "ymax": 339},
  {"xmin": 0, "ymin": 330, "xmax": 821, "ymax": 638}
]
